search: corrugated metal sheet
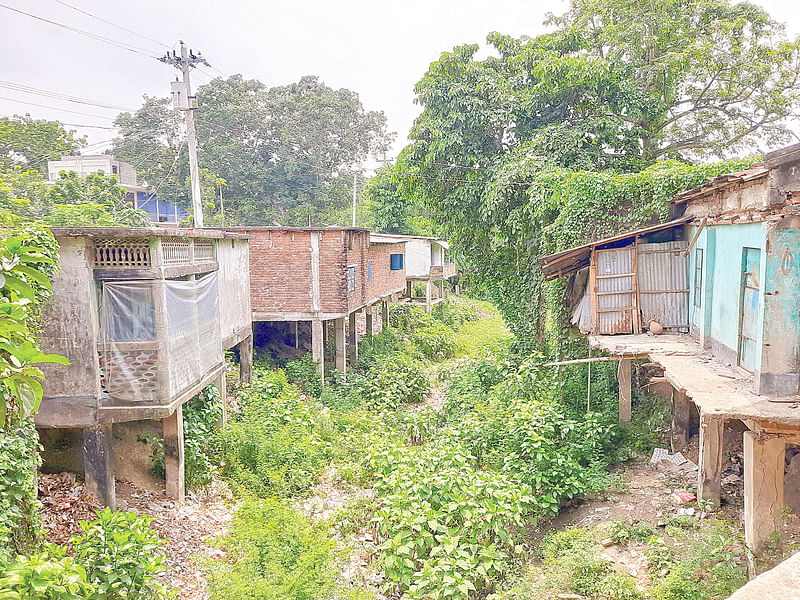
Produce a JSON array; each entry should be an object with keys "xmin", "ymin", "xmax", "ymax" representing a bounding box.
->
[
  {"xmin": 596, "ymin": 247, "xmax": 634, "ymax": 334},
  {"xmin": 637, "ymin": 241, "xmax": 689, "ymax": 331}
]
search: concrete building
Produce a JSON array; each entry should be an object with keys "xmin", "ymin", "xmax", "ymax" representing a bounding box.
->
[
  {"xmin": 47, "ymin": 154, "xmax": 187, "ymax": 223},
  {"xmin": 229, "ymin": 226, "xmax": 407, "ymax": 378},
  {"xmin": 370, "ymin": 234, "xmax": 456, "ymax": 313},
  {"xmin": 538, "ymin": 143, "xmax": 800, "ymax": 558},
  {"xmin": 37, "ymin": 227, "xmax": 252, "ymax": 508}
]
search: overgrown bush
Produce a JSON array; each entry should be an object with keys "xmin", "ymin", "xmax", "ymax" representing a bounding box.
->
[
  {"xmin": 212, "ymin": 373, "xmax": 332, "ymax": 498},
  {"xmin": 285, "ymin": 353, "xmax": 323, "ymax": 398},
  {"xmin": 0, "ymin": 420, "xmax": 42, "ymax": 560},
  {"xmin": 432, "ymin": 297, "xmax": 479, "ymax": 328},
  {"xmin": 205, "ymin": 499, "xmax": 334, "ymax": 600},
  {"xmin": 356, "ymin": 354, "xmax": 429, "ymax": 410},
  {"xmin": 0, "ymin": 547, "xmax": 94, "ymax": 600},
  {"xmin": 72, "ymin": 508, "xmax": 173, "ymax": 600}
]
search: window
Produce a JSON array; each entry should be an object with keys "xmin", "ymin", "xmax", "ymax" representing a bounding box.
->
[
  {"xmin": 367, "ymin": 261, "xmax": 372, "ymax": 282},
  {"xmin": 347, "ymin": 266, "xmax": 355, "ymax": 292},
  {"xmin": 390, "ymin": 253, "xmax": 404, "ymax": 270},
  {"xmin": 694, "ymin": 248, "xmax": 703, "ymax": 307}
]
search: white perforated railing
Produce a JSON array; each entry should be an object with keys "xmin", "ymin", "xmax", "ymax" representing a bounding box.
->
[
  {"xmin": 161, "ymin": 238, "xmax": 191, "ymax": 265},
  {"xmin": 94, "ymin": 238, "xmax": 151, "ymax": 268},
  {"xmin": 194, "ymin": 240, "xmax": 215, "ymax": 262}
]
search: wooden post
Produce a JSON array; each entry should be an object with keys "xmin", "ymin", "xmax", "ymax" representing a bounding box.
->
[
  {"xmin": 425, "ymin": 281, "xmax": 433, "ymax": 314},
  {"xmin": 214, "ymin": 369, "xmax": 227, "ymax": 429},
  {"xmin": 618, "ymin": 358, "xmax": 632, "ymax": 423},
  {"xmin": 238, "ymin": 333, "xmax": 253, "ymax": 385},
  {"xmin": 334, "ymin": 317, "xmax": 346, "ymax": 373},
  {"xmin": 82, "ymin": 425, "xmax": 115, "ymax": 509},
  {"xmin": 311, "ymin": 319, "xmax": 324, "ymax": 381},
  {"xmin": 382, "ymin": 298, "xmax": 390, "ymax": 328},
  {"xmin": 406, "ymin": 280, "xmax": 413, "ymax": 298},
  {"xmin": 163, "ymin": 406, "xmax": 185, "ymax": 503},
  {"xmin": 440, "ymin": 279, "xmax": 446, "ymax": 299},
  {"xmin": 671, "ymin": 389, "xmax": 691, "ymax": 452},
  {"xmin": 698, "ymin": 415, "xmax": 725, "ymax": 507},
  {"xmin": 294, "ymin": 321, "xmax": 299, "ymax": 349},
  {"xmin": 365, "ymin": 306, "xmax": 373, "ymax": 338},
  {"xmin": 744, "ymin": 431, "xmax": 785, "ymax": 557},
  {"xmin": 348, "ymin": 311, "xmax": 358, "ymax": 366}
]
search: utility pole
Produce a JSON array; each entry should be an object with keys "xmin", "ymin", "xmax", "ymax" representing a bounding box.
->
[
  {"xmin": 160, "ymin": 41, "xmax": 209, "ymax": 227},
  {"xmin": 352, "ymin": 172, "xmax": 358, "ymax": 227}
]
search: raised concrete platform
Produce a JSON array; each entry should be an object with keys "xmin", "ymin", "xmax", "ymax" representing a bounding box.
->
[
  {"xmin": 590, "ymin": 334, "xmax": 800, "ymax": 427},
  {"xmin": 726, "ymin": 552, "xmax": 800, "ymax": 599}
]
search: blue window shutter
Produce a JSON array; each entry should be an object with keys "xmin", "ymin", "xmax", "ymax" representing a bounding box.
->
[
  {"xmin": 367, "ymin": 261, "xmax": 372, "ymax": 281},
  {"xmin": 390, "ymin": 254, "xmax": 403, "ymax": 270}
]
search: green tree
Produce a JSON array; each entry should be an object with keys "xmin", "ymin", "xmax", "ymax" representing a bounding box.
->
[
  {"xmin": 0, "ymin": 116, "xmax": 83, "ymax": 174},
  {"xmin": 114, "ymin": 75, "xmax": 393, "ymax": 226}
]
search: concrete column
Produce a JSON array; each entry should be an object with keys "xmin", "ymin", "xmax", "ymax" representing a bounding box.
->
[
  {"xmin": 382, "ymin": 298, "xmax": 390, "ymax": 328},
  {"xmin": 744, "ymin": 431, "xmax": 785, "ymax": 557},
  {"xmin": 334, "ymin": 317, "xmax": 346, "ymax": 373},
  {"xmin": 425, "ymin": 281, "xmax": 433, "ymax": 314},
  {"xmin": 214, "ymin": 370, "xmax": 227, "ymax": 429},
  {"xmin": 698, "ymin": 415, "xmax": 725, "ymax": 507},
  {"xmin": 311, "ymin": 319, "xmax": 324, "ymax": 380},
  {"xmin": 348, "ymin": 311, "xmax": 358, "ymax": 366},
  {"xmin": 365, "ymin": 306, "xmax": 374, "ymax": 338},
  {"xmin": 440, "ymin": 279, "xmax": 446, "ymax": 299},
  {"xmin": 671, "ymin": 389, "xmax": 691, "ymax": 452},
  {"xmin": 618, "ymin": 358, "xmax": 632, "ymax": 423},
  {"xmin": 163, "ymin": 406, "xmax": 185, "ymax": 503},
  {"xmin": 82, "ymin": 425, "xmax": 115, "ymax": 509},
  {"xmin": 294, "ymin": 321, "xmax": 299, "ymax": 349},
  {"xmin": 238, "ymin": 334, "xmax": 253, "ymax": 385},
  {"xmin": 406, "ymin": 280, "xmax": 413, "ymax": 298}
]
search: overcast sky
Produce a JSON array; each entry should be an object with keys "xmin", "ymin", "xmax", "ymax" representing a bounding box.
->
[{"xmin": 2, "ymin": 0, "xmax": 799, "ymax": 160}]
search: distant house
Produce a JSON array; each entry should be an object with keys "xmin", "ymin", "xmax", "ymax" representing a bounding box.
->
[
  {"xmin": 370, "ymin": 234, "xmax": 457, "ymax": 313},
  {"xmin": 538, "ymin": 143, "xmax": 800, "ymax": 556},
  {"xmin": 227, "ymin": 226, "xmax": 407, "ymax": 378},
  {"xmin": 38, "ymin": 227, "xmax": 252, "ymax": 508},
  {"xmin": 47, "ymin": 153, "xmax": 187, "ymax": 224}
]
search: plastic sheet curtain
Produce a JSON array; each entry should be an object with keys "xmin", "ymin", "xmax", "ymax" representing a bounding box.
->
[{"xmin": 100, "ymin": 273, "xmax": 222, "ymax": 405}]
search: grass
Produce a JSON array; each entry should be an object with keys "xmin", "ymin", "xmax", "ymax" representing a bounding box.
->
[{"xmin": 454, "ymin": 300, "xmax": 512, "ymax": 358}]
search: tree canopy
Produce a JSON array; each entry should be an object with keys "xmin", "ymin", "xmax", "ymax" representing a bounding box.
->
[
  {"xmin": 0, "ymin": 117, "xmax": 82, "ymax": 174},
  {"xmin": 113, "ymin": 75, "xmax": 393, "ymax": 226}
]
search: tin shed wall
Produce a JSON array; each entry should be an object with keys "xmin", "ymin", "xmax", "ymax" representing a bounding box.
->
[{"xmin": 638, "ymin": 241, "xmax": 689, "ymax": 331}]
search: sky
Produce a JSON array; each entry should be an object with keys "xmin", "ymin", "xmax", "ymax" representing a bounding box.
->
[{"xmin": 1, "ymin": 0, "xmax": 800, "ymax": 162}]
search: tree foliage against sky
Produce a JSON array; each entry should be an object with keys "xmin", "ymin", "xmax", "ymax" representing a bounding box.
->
[
  {"xmin": 392, "ymin": 0, "xmax": 798, "ymax": 347},
  {"xmin": 113, "ymin": 75, "xmax": 393, "ymax": 226},
  {"xmin": 0, "ymin": 117, "xmax": 82, "ymax": 174}
]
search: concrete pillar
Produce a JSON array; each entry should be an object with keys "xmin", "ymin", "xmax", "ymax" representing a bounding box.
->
[
  {"xmin": 425, "ymin": 280, "xmax": 433, "ymax": 314},
  {"xmin": 311, "ymin": 319, "xmax": 324, "ymax": 381},
  {"xmin": 163, "ymin": 406, "xmax": 185, "ymax": 503},
  {"xmin": 334, "ymin": 317, "xmax": 346, "ymax": 373},
  {"xmin": 671, "ymin": 389, "xmax": 691, "ymax": 452},
  {"xmin": 698, "ymin": 415, "xmax": 725, "ymax": 507},
  {"xmin": 440, "ymin": 279, "xmax": 446, "ymax": 299},
  {"xmin": 382, "ymin": 298, "xmax": 390, "ymax": 328},
  {"xmin": 294, "ymin": 321, "xmax": 299, "ymax": 349},
  {"xmin": 238, "ymin": 334, "xmax": 253, "ymax": 385},
  {"xmin": 82, "ymin": 425, "xmax": 115, "ymax": 509},
  {"xmin": 348, "ymin": 311, "xmax": 358, "ymax": 366},
  {"xmin": 365, "ymin": 306, "xmax": 374, "ymax": 338},
  {"xmin": 214, "ymin": 370, "xmax": 227, "ymax": 429},
  {"xmin": 744, "ymin": 431, "xmax": 785, "ymax": 556},
  {"xmin": 618, "ymin": 358, "xmax": 632, "ymax": 423},
  {"xmin": 406, "ymin": 280, "xmax": 413, "ymax": 298}
]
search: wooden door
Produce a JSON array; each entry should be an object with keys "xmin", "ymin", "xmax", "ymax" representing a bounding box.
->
[{"xmin": 738, "ymin": 247, "xmax": 761, "ymax": 372}]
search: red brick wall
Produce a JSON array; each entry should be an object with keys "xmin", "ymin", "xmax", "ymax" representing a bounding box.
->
[
  {"xmin": 243, "ymin": 229, "xmax": 314, "ymax": 313},
  {"xmin": 243, "ymin": 229, "xmax": 404, "ymax": 316}
]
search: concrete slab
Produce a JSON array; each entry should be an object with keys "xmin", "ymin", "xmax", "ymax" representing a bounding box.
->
[
  {"xmin": 725, "ymin": 552, "xmax": 800, "ymax": 599},
  {"xmin": 589, "ymin": 334, "xmax": 800, "ymax": 427}
]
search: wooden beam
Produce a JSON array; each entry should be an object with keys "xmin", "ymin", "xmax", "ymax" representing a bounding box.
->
[
  {"xmin": 698, "ymin": 415, "xmax": 725, "ymax": 507},
  {"xmin": 540, "ymin": 356, "xmax": 644, "ymax": 367},
  {"xmin": 682, "ymin": 217, "xmax": 707, "ymax": 256}
]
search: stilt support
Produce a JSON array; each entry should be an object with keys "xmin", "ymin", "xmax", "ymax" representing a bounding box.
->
[
  {"xmin": 311, "ymin": 319, "xmax": 324, "ymax": 381},
  {"xmin": 744, "ymin": 431, "xmax": 785, "ymax": 557},
  {"xmin": 671, "ymin": 389, "xmax": 691, "ymax": 452},
  {"xmin": 163, "ymin": 406, "xmax": 185, "ymax": 503},
  {"xmin": 348, "ymin": 311, "xmax": 358, "ymax": 366},
  {"xmin": 214, "ymin": 369, "xmax": 227, "ymax": 429},
  {"xmin": 334, "ymin": 317, "xmax": 346, "ymax": 373},
  {"xmin": 382, "ymin": 298, "xmax": 390, "ymax": 328},
  {"xmin": 365, "ymin": 306, "xmax": 374, "ymax": 338},
  {"xmin": 698, "ymin": 415, "xmax": 724, "ymax": 507},
  {"xmin": 618, "ymin": 358, "xmax": 632, "ymax": 423},
  {"xmin": 425, "ymin": 281, "xmax": 432, "ymax": 314},
  {"xmin": 238, "ymin": 333, "xmax": 253, "ymax": 385},
  {"xmin": 82, "ymin": 424, "xmax": 115, "ymax": 509}
]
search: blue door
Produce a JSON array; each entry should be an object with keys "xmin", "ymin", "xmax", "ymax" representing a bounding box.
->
[{"xmin": 738, "ymin": 247, "xmax": 761, "ymax": 372}]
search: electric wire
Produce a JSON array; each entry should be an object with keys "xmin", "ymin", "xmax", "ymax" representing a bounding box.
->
[
  {"xmin": 0, "ymin": 95, "xmax": 118, "ymax": 120},
  {"xmin": 0, "ymin": 80, "xmax": 135, "ymax": 111}
]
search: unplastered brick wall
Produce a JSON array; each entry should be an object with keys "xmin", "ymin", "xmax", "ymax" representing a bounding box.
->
[
  {"xmin": 367, "ymin": 242, "xmax": 406, "ymax": 304},
  {"xmin": 244, "ymin": 229, "xmax": 314, "ymax": 313}
]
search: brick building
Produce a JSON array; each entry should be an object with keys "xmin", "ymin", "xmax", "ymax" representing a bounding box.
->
[{"xmin": 228, "ymin": 226, "xmax": 407, "ymax": 376}]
